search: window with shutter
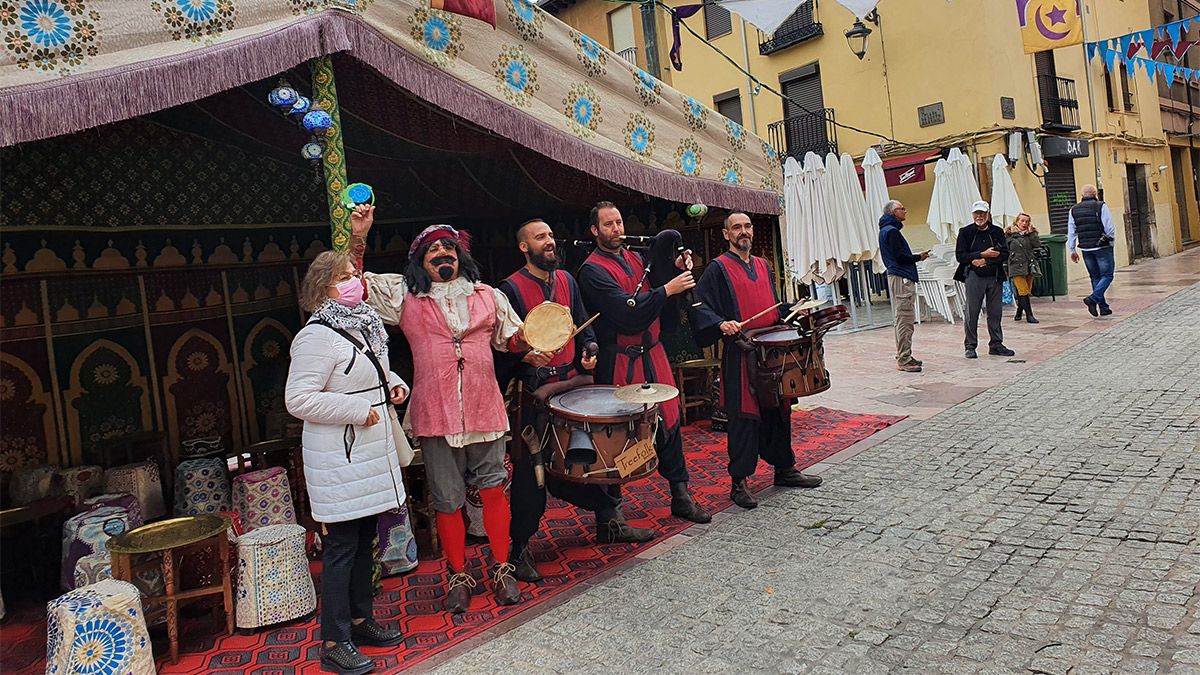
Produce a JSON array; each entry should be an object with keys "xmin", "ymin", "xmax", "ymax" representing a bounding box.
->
[
  {"xmin": 1044, "ymin": 158, "xmax": 1077, "ymax": 235},
  {"xmin": 714, "ymin": 91, "xmax": 742, "ymax": 125},
  {"xmin": 704, "ymin": 1, "xmax": 731, "ymax": 39}
]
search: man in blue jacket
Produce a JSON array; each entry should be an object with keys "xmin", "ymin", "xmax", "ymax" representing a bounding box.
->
[{"xmin": 878, "ymin": 200, "xmax": 928, "ymax": 373}]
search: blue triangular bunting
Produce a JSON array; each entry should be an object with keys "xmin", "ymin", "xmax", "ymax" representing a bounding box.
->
[{"xmin": 1167, "ymin": 22, "xmax": 1183, "ymax": 46}]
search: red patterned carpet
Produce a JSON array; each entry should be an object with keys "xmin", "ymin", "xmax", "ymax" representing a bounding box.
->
[{"xmin": 0, "ymin": 408, "xmax": 901, "ymax": 673}]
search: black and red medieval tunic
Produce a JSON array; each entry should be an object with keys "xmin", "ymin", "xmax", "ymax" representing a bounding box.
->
[
  {"xmin": 693, "ymin": 251, "xmax": 797, "ymax": 481},
  {"xmin": 577, "ymin": 247, "xmax": 689, "ymax": 485},
  {"xmin": 496, "ymin": 268, "xmax": 618, "ymax": 548}
]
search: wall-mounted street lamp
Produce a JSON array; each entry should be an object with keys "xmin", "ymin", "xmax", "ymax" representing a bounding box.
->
[{"xmin": 844, "ymin": 10, "xmax": 880, "ymax": 60}]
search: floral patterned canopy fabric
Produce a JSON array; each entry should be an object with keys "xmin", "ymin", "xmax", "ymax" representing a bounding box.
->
[{"xmin": 0, "ymin": 0, "xmax": 784, "ymax": 214}]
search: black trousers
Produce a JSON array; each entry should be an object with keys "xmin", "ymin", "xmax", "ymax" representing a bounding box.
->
[
  {"xmin": 510, "ymin": 453, "xmax": 622, "ymax": 548},
  {"xmin": 320, "ymin": 514, "xmax": 378, "ymax": 643},
  {"xmin": 727, "ymin": 407, "xmax": 795, "ymax": 481},
  {"xmin": 654, "ymin": 419, "xmax": 689, "ymax": 484}
]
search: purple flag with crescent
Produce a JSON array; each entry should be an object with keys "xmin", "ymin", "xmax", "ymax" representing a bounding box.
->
[{"xmin": 1015, "ymin": 0, "xmax": 1083, "ymax": 54}]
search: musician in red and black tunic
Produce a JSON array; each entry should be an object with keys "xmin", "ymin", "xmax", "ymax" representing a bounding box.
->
[
  {"xmin": 693, "ymin": 211, "xmax": 823, "ymax": 510},
  {"xmin": 497, "ymin": 219, "xmax": 656, "ymax": 583},
  {"xmin": 577, "ymin": 202, "xmax": 711, "ymax": 524}
]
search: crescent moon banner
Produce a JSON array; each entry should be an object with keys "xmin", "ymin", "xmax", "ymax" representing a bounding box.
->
[{"xmin": 1015, "ymin": 0, "xmax": 1084, "ymax": 54}]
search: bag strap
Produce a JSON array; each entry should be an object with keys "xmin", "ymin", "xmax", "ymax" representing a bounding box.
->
[{"xmin": 313, "ymin": 320, "xmax": 391, "ymax": 395}]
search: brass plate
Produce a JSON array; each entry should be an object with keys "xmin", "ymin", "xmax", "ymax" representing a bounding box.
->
[{"xmin": 107, "ymin": 515, "xmax": 227, "ymax": 554}]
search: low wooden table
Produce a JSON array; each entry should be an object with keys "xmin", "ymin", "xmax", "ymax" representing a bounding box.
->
[{"xmin": 107, "ymin": 515, "xmax": 233, "ymax": 663}]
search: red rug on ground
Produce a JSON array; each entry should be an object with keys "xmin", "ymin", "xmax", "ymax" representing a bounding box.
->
[{"xmin": 1, "ymin": 408, "xmax": 901, "ymax": 673}]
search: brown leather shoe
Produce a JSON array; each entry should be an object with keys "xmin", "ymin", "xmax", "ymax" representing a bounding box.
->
[
  {"xmin": 511, "ymin": 545, "xmax": 542, "ymax": 583},
  {"xmin": 774, "ymin": 466, "xmax": 822, "ymax": 488},
  {"xmin": 730, "ymin": 479, "xmax": 758, "ymax": 509},
  {"xmin": 669, "ymin": 482, "xmax": 712, "ymax": 523},
  {"xmin": 492, "ymin": 563, "xmax": 522, "ymax": 606},
  {"xmin": 443, "ymin": 571, "xmax": 475, "ymax": 614},
  {"xmin": 897, "ymin": 361, "xmax": 922, "ymax": 373},
  {"xmin": 596, "ymin": 515, "xmax": 657, "ymax": 543}
]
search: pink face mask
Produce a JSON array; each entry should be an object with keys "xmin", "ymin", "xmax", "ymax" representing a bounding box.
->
[{"xmin": 334, "ymin": 277, "xmax": 364, "ymax": 307}]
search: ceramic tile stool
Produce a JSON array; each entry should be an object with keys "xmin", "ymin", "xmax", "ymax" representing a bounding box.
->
[
  {"xmin": 234, "ymin": 523, "xmax": 315, "ymax": 629},
  {"xmin": 103, "ymin": 461, "xmax": 166, "ymax": 520},
  {"xmin": 174, "ymin": 458, "xmax": 231, "ymax": 516},
  {"xmin": 59, "ymin": 466, "xmax": 104, "ymax": 507},
  {"xmin": 46, "ymin": 578, "xmax": 155, "ymax": 675},
  {"xmin": 108, "ymin": 515, "xmax": 234, "ymax": 664},
  {"xmin": 231, "ymin": 467, "xmax": 295, "ymax": 532},
  {"xmin": 180, "ymin": 436, "xmax": 224, "ymax": 460},
  {"xmin": 73, "ymin": 552, "xmax": 168, "ymax": 626},
  {"xmin": 9, "ymin": 464, "xmax": 58, "ymax": 505},
  {"xmin": 377, "ymin": 506, "xmax": 419, "ymax": 576},
  {"xmin": 61, "ymin": 506, "xmax": 132, "ymax": 591},
  {"xmin": 82, "ymin": 493, "xmax": 144, "ymax": 530}
]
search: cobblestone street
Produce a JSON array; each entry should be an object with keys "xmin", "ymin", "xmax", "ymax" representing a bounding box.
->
[{"xmin": 431, "ymin": 280, "xmax": 1200, "ymax": 674}]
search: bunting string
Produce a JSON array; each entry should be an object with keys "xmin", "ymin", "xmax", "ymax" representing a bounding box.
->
[{"xmin": 1085, "ymin": 16, "xmax": 1200, "ymax": 85}]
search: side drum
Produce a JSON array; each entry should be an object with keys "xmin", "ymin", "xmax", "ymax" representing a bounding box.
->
[
  {"xmin": 545, "ymin": 386, "xmax": 659, "ymax": 484},
  {"xmin": 744, "ymin": 326, "xmax": 831, "ymax": 404}
]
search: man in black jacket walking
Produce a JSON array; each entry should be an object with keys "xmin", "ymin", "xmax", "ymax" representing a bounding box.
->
[
  {"xmin": 879, "ymin": 200, "xmax": 929, "ymax": 372},
  {"xmin": 955, "ymin": 201, "xmax": 1015, "ymax": 359}
]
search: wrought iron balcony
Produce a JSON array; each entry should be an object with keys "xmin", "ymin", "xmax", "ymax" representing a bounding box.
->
[
  {"xmin": 767, "ymin": 108, "xmax": 838, "ymax": 162},
  {"xmin": 759, "ymin": 4, "xmax": 822, "ymax": 55},
  {"xmin": 616, "ymin": 46, "xmax": 637, "ymax": 64},
  {"xmin": 1038, "ymin": 74, "xmax": 1081, "ymax": 131}
]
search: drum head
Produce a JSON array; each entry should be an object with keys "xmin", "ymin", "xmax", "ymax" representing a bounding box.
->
[
  {"xmin": 523, "ymin": 302, "xmax": 573, "ymax": 353},
  {"xmin": 751, "ymin": 327, "xmax": 803, "ymax": 344},
  {"xmin": 549, "ymin": 385, "xmax": 646, "ymax": 417}
]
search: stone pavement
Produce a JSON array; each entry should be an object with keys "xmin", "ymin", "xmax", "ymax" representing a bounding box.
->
[{"xmin": 428, "ymin": 273, "xmax": 1200, "ymax": 673}]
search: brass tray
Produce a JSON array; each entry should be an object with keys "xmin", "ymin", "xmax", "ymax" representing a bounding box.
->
[{"xmin": 107, "ymin": 515, "xmax": 227, "ymax": 554}]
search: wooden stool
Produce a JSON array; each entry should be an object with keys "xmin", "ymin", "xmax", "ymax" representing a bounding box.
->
[
  {"xmin": 107, "ymin": 515, "xmax": 234, "ymax": 664},
  {"xmin": 673, "ymin": 357, "xmax": 721, "ymax": 426}
]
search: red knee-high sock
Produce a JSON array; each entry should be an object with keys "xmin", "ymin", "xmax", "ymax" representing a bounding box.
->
[
  {"xmin": 478, "ymin": 487, "xmax": 511, "ymax": 565},
  {"xmin": 436, "ymin": 509, "xmax": 466, "ymax": 573}
]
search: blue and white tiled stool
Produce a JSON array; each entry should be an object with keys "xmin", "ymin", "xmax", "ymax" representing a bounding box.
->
[
  {"xmin": 103, "ymin": 461, "xmax": 166, "ymax": 520},
  {"xmin": 174, "ymin": 457, "xmax": 232, "ymax": 516},
  {"xmin": 234, "ymin": 523, "xmax": 315, "ymax": 629},
  {"xmin": 61, "ymin": 506, "xmax": 132, "ymax": 592},
  {"xmin": 46, "ymin": 578, "xmax": 155, "ymax": 675},
  {"xmin": 72, "ymin": 553, "xmax": 167, "ymax": 627}
]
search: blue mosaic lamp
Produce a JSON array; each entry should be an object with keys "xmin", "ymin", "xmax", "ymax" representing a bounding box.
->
[
  {"xmin": 303, "ymin": 108, "xmax": 334, "ymax": 135},
  {"xmin": 268, "ymin": 81, "xmax": 299, "ymax": 108},
  {"xmin": 301, "ymin": 142, "xmax": 324, "ymax": 160},
  {"xmin": 289, "ymin": 96, "xmax": 311, "ymax": 117}
]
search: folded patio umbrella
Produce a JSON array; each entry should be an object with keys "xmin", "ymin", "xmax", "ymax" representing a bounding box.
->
[{"xmin": 989, "ymin": 153, "xmax": 1024, "ymax": 228}]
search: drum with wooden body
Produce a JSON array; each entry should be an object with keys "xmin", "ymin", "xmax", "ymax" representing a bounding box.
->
[
  {"xmin": 744, "ymin": 304, "xmax": 848, "ymax": 405},
  {"xmin": 544, "ymin": 386, "xmax": 658, "ymax": 484}
]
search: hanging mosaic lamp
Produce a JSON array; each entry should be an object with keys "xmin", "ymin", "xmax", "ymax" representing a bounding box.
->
[
  {"xmin": 302, "ymin": 108, "xmax": 334, "ymax": 135},
  {"xmin": 301, "ymin": 142, "xmax": 324, "ymax": 160},
  {"xmin": 289, "ymin": 96, "xmax": 312, "ymax": 117},
  {"xmin": 268, "ymin": 81, "xmax": 299, "ymax": 109}
]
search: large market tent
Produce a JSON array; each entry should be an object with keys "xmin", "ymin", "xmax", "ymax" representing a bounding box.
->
[{"xmin": 0, "ymin": 0, "xmax": 783, "ymax": 480}]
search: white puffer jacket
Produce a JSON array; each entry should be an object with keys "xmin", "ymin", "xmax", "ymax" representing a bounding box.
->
[{"xmin": 285, "ymin": 322, "xmax": 407, "ymax": 523}]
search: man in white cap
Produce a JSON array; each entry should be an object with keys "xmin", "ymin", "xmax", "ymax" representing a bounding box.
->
[{"xmin": 953, "ymin": 200, "xmax": 1015, "ymax": 359}]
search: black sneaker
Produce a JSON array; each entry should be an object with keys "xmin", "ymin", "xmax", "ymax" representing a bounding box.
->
[
  {"xmin": 1099, "ymin": 308, "xmax": 1113, "ymax": 316},
  {"xmin": 1084, "ymin": 298, "xmax": 1099, "ymax": 316},
  {"xmin": 350, "ymin": 618, "xmax": 403, "ymax": 648},
  {"xmin": 320, "ymin": 641, "xmax": 373, "ymax": 675},
  {"xmin": 988, "ymin": 346, "xmax": 1015, "ymax": 357},
  {"xmin": 965, "ymin": 348, "xmax": 978, "ymax": 359}
]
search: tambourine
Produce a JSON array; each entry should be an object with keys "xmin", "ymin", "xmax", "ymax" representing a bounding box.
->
[
  {"xmin": 523, "ymin": 302, "xmax": 574, "ymax": 353},
  {"xmin": 340, "ymin": 182, "xmax": 375, "ymax": 209}
]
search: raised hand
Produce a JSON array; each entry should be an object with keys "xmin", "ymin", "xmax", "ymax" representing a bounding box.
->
[{"xmin": 351, "ymin": 204, "xmax": 375, "ymax": 238}]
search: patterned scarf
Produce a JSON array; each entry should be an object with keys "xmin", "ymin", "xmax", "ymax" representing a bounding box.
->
[{"xmin": 311, "ymin": 299, "xmax": 388, "ymax": 357}]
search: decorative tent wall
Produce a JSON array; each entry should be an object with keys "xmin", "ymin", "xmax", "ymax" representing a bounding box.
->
[{"xmin": 0, "ymin": 0, "xmax": 785, "ymax": 474}]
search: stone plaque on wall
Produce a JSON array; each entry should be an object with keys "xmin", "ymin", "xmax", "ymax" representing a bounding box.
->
[{"xmin": 918, "ymin": 102, "xmax": 945, "ymax": 128}]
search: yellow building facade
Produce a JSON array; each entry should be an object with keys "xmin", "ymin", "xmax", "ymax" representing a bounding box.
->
[{"xmin": 545, "ymin": 0, "xmax": 1198, "ymax": 282}]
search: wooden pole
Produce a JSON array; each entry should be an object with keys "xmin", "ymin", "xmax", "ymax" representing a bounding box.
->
[{"xmin": 311, "ymin": 55, "xmax": 352, "ymax": 251}]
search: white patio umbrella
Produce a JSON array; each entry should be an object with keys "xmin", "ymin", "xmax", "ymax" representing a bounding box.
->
[
  {"xmin": 926, "ymin": 158, "xmax": 958, "ymax": 244},
  {"xmin": 861, "ymin": 147, "xmax": 890, "ymax": 223},
  {"xmin": 989, "ymin": 153, "xmax": 1023, "ymax": 227},
  {"xmin": 825, "ymin": 151, "xmax": 868, "ymax": 265},
  {"xmin": 784, "ymin": 153, "xmax": 844, "ymax": 285},
  {"xmin": 839, "ymin": 152, "xmax": 882, "ymax": 266},
  {"xmin": 948, "ymin": 147, "xmax": 982, "ymax": 220}
]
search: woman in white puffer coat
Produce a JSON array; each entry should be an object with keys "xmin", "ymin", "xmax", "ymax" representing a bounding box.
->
[{"xmin": 286, "ymin": 250, "xmax": 407, "ymax": 675}]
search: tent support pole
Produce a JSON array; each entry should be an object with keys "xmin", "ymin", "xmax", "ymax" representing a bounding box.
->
[{"xmin": 312, "ymin": 55, "xmax": 352, "ymax": 251}]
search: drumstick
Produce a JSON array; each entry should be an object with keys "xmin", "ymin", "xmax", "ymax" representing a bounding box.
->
[
  {"xmin": 736, "ymin": 302, "xmax": 783, "ymax": 329},
  {"xmin": 565, "ymin": 313, "xmax": 601, "ymax": 344}
]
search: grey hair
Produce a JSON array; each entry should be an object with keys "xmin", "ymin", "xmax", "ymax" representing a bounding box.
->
[
  {"xmin": 883, "ymin": 200, "xmax": 903, "ymax": 215},
  {"xmin": 299, "ymin": 250, "xmax": 354, "ymax": 312},
  {"xmin": 1081, "ymin": 184, "xmax": 1098, "ymax": 198}
]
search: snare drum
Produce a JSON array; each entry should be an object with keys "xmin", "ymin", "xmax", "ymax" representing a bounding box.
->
[
  {"xmin": 743, "ymin": 326, "xmax": 831, "ymax": 404},
  {"xmin": 545, "ymin": 386, "xmax": 659, "ymax": 484}
]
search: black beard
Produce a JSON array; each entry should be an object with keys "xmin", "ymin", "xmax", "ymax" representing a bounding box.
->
[
  {"xmin": 531, "ymin": 251, "xmax": 558, "ymax": 272},
  {"xmin": 437, "ymin": 265, "xmax": 455, "ymax": 281}
]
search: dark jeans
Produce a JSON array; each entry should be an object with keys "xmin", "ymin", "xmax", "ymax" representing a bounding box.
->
[
  {"xmin": 727, "ymin": 407, "xmax": 795, "ymax": 481},
  {"xmin": 1081, "ymin": 247, "xmax": 1115, "ymax": 310},
  {"xmin": 320, "ymin": 514, "xmax": 378, "ymax": 643},
  {"xmin": 964, "ymin": 272, "xmax": 1004, "ymax": 350}
]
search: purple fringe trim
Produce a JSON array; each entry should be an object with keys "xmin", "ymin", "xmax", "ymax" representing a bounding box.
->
[{"xmin": 1, "ymin": 13, "xmax": 780, "ymax": 215}]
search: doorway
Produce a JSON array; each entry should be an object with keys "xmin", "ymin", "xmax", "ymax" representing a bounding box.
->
[
  {"xmin": 1124, "ymin": 163, "xmax": 1153, "ymax": 259},
  {"xmin": 1172, "ymin": 147, "xmax": 1193, "ymax": 245}
]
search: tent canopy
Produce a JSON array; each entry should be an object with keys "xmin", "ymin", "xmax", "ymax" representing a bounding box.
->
[{"xmin": 0, "ymin": 0, "xmax": 783, "ymax": 215}]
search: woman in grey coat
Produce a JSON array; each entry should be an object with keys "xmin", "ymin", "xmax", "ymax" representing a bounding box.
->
[{"xmin": 1005, "ymin": 213, "xmax": 1043, "ymax": 324}]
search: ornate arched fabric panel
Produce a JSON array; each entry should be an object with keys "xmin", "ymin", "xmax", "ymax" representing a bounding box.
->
[
  {"xmin": 241, "ymin": 318, "xmax": 294, "ymax": 443},
  {"xmin": 163, "ymin": 329, "xmax": 241, "ymax": 453},
  {"xmin": 0, "ymin": 353, "xmax": 57, "ymax": 472},
  {"xmin": 64, "ymin": 339, "xmax": 153, "ymax": 465}
]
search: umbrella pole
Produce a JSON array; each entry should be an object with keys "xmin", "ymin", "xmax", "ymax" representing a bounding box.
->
[{"xmin": 863, "ymin": 263, "xmax": 874, "ymax": 327}]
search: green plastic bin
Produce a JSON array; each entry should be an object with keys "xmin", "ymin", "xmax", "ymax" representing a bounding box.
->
[{"xmin": 1032, "ymin": 233, "xmax": 1068, "ymax": 299}]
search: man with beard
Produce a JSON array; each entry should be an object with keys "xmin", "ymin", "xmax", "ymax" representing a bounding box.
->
[
  {"xmin": 497, "ymin": 219, "xmax": 656, "ymax": 582},
  {"xmin": 351, "ymin": 207, "xmax": 527, "ymax": 613},
  {"xmin": 577, "ymin": 202, "xmax": 711, "ymax": 523},
  {"xmin": 693, "ymin": 212, "xmax": 822, "ymax": 509}
]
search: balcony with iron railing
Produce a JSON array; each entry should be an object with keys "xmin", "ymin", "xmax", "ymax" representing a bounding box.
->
[
  {"xmin": 759, "ymin": 3, "xmax": 822, "ymax": 55},
  {"xmin": 1037, "ymin": 74, "xmax": 1081, "ymax": 131},
  {"xmin": 616, "ymin": 46, "xmax": 637, "ymax": 65},
  {"xmin": 767, "ymin": 108, "xmax": 838, "ymax": 162}
]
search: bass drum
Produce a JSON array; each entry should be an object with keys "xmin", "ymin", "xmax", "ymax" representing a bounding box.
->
[{"xmin": 545, "ymin": 386, "xmax": 658, "ymax": 484}]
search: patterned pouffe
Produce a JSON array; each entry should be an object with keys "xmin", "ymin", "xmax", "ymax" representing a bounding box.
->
[
  {"xmin": 231, "ymin": 467, "xmax": 296, "ymax": 532},
  {"xmin": 174, "ymin": 458, "xmax": 232, "ymax": 516},
  {"xmin": 377, "ymin": 506, "xmax": 419, "ymax": 576},
  {"xmin": 103, "ymin": 461, "xmax": 167, "ymax": 520},
  {"xmin": 82, "ymin": 493, "xmax": 145, "ymax": 530},
  {"xmin": 59, "ymin": 466, "xmax": 105, "ymax": 507},
  {"xmin": 234, "ymin": 523, "xmax": 315, "ymax": 629},
  {"xmin": 72, "ymin": 553, "xmax": 167, "ymax": 626},
  {"xmin": 9, "ymin": 464, "xmax": 58, "ymax": 505},
  {"xmin": 46, "ymin": 578, "xmax": 155, "ymax": 675},
  {"xmin": 61, "ymin": 506, "xmax": 132, "ymax": 592}
]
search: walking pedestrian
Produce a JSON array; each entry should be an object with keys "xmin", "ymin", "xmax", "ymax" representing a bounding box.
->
[
  {"xmin": 1005, "ymin": 213, "xmax": 1042, "ymax": 324},
  {"xmin": 878, "ymin": 200, "xmax": 928, "ymax": 373},
  {"xmin": 1067, "ymin": 185, "xmax": 1117, "ymax": 317},
  {"xmin": 954, "ymin": 200, "xmax": 1015, "ymax": 359}
]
